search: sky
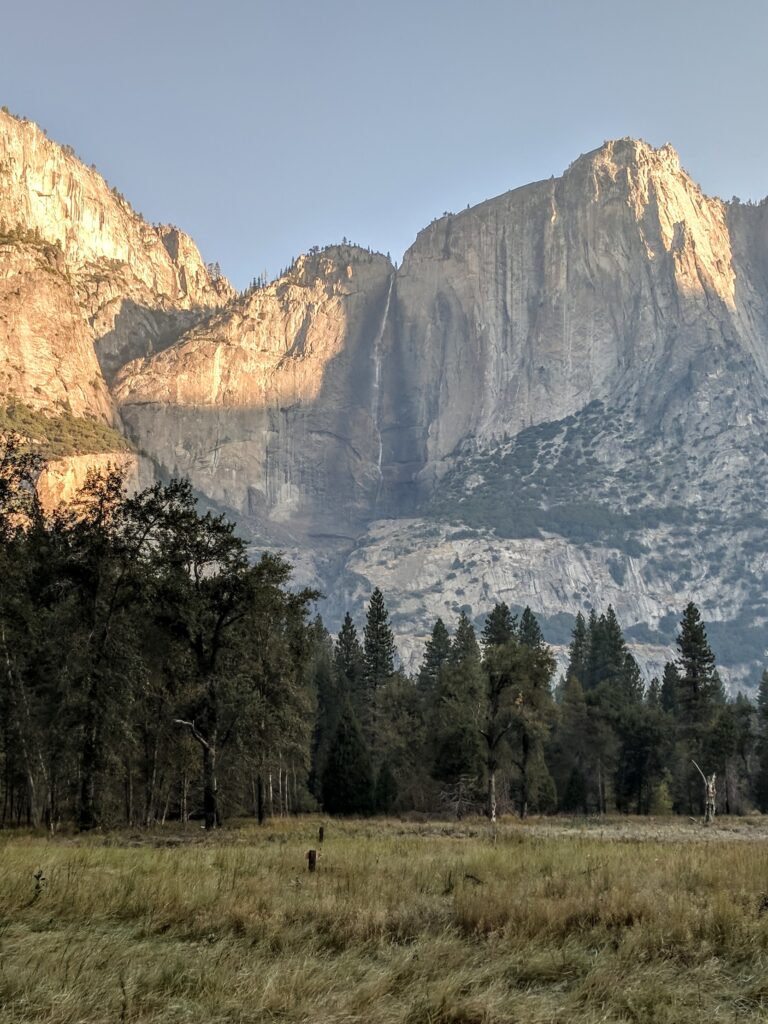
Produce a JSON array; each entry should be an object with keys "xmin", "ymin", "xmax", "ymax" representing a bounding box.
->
[{"xmin": 2, "ymin": 0, "xmax": 767, "ymax": 290}]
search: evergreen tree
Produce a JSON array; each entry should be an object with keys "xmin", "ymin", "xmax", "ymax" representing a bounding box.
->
[
  {"xmin": 374, "ymin": 761, "xmax": 398, "ymax": 813},
  {"xmin": 519, "ymin": 606, "xmax": 545, "ymax": 650},
  {"xmin": 375, "ymin": 673, "xmax": 427, "ymax": 807},
  {"xmin": 673, "ymin": 603, "xmax": 724, "ymax": 813},
  {"xmin": 583, "ymin": 609, "xmax": 600, "ymax": 690},
  {"xmin": 481, "ymin": 602, "xmax": 517, "ymax": 650},
  {"xmin": 481, "ymin": 638, "xmax": 555, "ymax": 820},
  {"xmin": 418, "ymin": 618, "xmax": 451, "ymax": 696},
  {"xmin": 676, "ymin": 602, "xmax": 721, "ymax": 715},
  {"xmin": 335, "ymin": 612, "xmax": 363, "ymax": 686},
  {"xmin": 566, "ymin": 612, "xmax": 588, "ymax": 687},
  {"xmin": 363, "ymin": 588, "xmax": 396, "ymax": 690},
  {"xmin": 335, "ymin": 611, "xmax": 365, "ymax": 721},
  {"xmin": 647, "ymin": 676, "xmax": 662, "ymax": 709},
  {"xmin": 550, "ymin": 676, "xmax": 591, "ymax": 812},
  {"xmin": 321, "ymin": 702, "xmax": 374, "ymax": 815},
  {"xmin": 451, "ymin": 612, "xmax": 480, "ymax": 664},
  {"xmin": 660, "ymin": 662, "xmax": 679, "ymax": 713},
  {"xmin": 754, "ymin": 671, "xmax": 768, "ymax": 812}
]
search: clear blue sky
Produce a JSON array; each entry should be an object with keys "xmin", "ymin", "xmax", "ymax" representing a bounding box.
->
[{"xmin": 2, "ymin": 0, "xmax": 766, "ymax": 290}]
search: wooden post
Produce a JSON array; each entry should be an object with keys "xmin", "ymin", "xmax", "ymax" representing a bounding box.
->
[
  {"xmin": 307, "ymin": 849, "xmax": 317, "ymax": 872},
  {"xmin": 318, "ymin": 825, "xmax": 324, "ymax": 844}
]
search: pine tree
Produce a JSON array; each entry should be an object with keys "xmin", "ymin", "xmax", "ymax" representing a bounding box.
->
[
  {"xmin": 674, "ymin": 603, "xmax": 724, "ymax": 813},
  {"xmin": 321, "ymin": 702, "xmax": 374, "ymax": 815},
  {"xmin": 754, "ymin": 671, "xmax": 768, "ymax": 812},
  {"xmin": 519, "ymin": 607, "xmax": 545, "ymax": 650},
  {"xmin": 418, "ymin": 618, "xmax": 452, "ymax": 695},
  {"xmin": 451, "ymin": 612, "xmax": 480, "ymax": 664},
  {"xmin": 481, "ymin": 602, "xmax": 517, "ymax": 650},
  {"xmin": 363, "ymin": 588, "xmax": 396, "ymax": 690},
  {"xmin": 335, "ymin": 611, "xmax": 364, "ymax": 719},
  {"xmin": 583, "ymin": 609, "xmax": 600, "ymax": 690},
  {"xmin": 647, "ymin": 677, "xmax": 662, "ymax": 709},
  {"xmin": 661, "ymin": 661, "xmax": 680, "ymax": 713},
  {"xmin": 374, "ymin": 761, "xmax": 398, "ymax": 813},
  {"xmin": 676, "ymin": 602, "xmax": 720, "ymax": 714},
  {"xmin": 566, "ymin": 612, "xmax": 588, "ymax": 686},
  {"xmin": 335, "ymin": 612, "xmax": 363, "ymax": 685},
  {"xmin": 551, "ymin": 675, "xmax": 591, "ymax": 812},
  {"xmin": 481, "ymin": 637, "xmax": 555, "ymax": 820}
]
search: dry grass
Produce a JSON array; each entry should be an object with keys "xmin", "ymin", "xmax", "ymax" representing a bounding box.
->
[{"xmin": 2, "ymin": 817, "xmax": 768, "ymax": 1022}]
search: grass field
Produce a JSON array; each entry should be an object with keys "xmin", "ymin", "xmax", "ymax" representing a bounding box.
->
[{"xmin": 2, "ymin": 817, "xmax": 768, "ymax": 1023}]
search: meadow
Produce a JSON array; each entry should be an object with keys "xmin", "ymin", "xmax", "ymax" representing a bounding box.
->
[{"xmin": 2, "ymin": 817, "xmax": 768, "ymax": 1023}]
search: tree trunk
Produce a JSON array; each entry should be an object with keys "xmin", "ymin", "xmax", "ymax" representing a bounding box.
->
[
  {"xmin": 487, "ymin": 767, "xmax": 497, "ymax": 822},
  {"xmin": 181, "ymin": 773, "xmax": 188, "ymax": 827},
  {"xmin": 257, "ymin": 773, "xmax": 265, "ymax": 824},
  {"xmin": 202, "ymin": 740, "xmax": 218, "ymax": 830},
  {"xmin": 124, "ymin": 757, "xmax": 134, "ymax": 825},
  {"xmin": 520, "ymin": 733, "xmax": 530, "ymax": 819},
  {"xmin": 78, "ymin": 716, "xmax": 98, "ymax": 831},
  {"xmin": 144, "ymin": 735, "xmax": 158, "ymax": 826}
]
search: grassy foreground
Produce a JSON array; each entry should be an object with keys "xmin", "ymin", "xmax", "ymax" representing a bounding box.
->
[{"xmin": 2, "ymin": 818, "xmax": 768, "ymax": 1023}]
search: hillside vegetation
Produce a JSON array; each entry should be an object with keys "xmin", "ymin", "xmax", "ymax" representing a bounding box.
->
[{"xmin": 0, "ymin": 402, "xmax": 131, "ymax": 457}]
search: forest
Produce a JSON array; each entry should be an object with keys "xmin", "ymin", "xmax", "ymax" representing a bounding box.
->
[{"xmin": 2, "ymin": 435, "xmax": 767, "ymax": 831}]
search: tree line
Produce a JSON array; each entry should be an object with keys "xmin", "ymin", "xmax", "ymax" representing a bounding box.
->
[{"xmin": 2, "ymin": 437, "xmax": 767, "ymax": 828}]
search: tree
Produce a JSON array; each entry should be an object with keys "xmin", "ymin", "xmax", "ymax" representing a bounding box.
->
[
  {"xmin": 148, "ymin": 481, "xmax": 315, "ymax": 830},
  {"xmin": 451, "ymin": 612, "xmax": 480, "ymax": 665},
  {"xmin": 321, "ymin": 702, "xmax": 374, "ymax": 815},
  {"xmin": 755, "ymin": 671, "xmax": 768, "ymax": 812},
  {"xmin": 431, "ymin": 612, "xmax": 484, "ymax": 803},
  {"xmin": 374, "ymin": 761, "xmax": 398, "ymax": 813},
  {"xmin": 362, "ymin": 588, "xmax": 396, "ymax": 746},
  {"xmin": 660, "ymin": 662, "xmax": 679, "ymax": 713},
  {"xmin": 673, "ymin": 603, "xmax": 724, "ymax": 812},
  {"xmin": 362, "ymin": 588, "xmax": 396, "ymax": 690},
  {"xmin": 676, "ymin": 603, "xmax": 722, "ymax": 715},
  {"xmin": 335, "ymin": 612, "xmax": 363, "ymax": 688},
  {"xmin": 418, "ymin": 618, "xmax": 451, "ymax": 696},
  {"xmin": 566, "ymin": 612, "xmax": 589, "ymax": 686},
  {"xmin": 480, "ymin": 638, "xmax": 555, "ymax": 820},
  {"xmin": 481, "ymin": 603, "xmax": 518, "ymax": 650},
  {"xmin": 519, "ymin": 606, "xmax": 545, "ymax": 650},
  {"xmin": 549, "ymin": 675, "xmax": 590, "ymax": 813}
]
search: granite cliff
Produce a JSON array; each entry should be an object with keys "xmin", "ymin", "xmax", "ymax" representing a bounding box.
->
[
  {"xmin": 0, "ymin": 108, "xmax": 231, "ymax": 422},
  {"xmin": 2, "ymin": 115, "xmax": 767, "ymax": 684}
]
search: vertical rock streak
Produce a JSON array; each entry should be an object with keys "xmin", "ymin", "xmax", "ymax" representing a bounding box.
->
[{"xmin": 372, "ymin": 273, "xmax": 394, "ymax": 483}]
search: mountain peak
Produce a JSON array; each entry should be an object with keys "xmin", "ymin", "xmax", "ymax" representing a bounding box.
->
[{"xmin": 566, "ymin": 137, "xmax": 686, "ymax": 186}]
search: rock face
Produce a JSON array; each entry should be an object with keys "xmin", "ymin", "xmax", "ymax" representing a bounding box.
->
[
  {"xmin": 35, "ymin": 452, "xmax": 154, "ymax": 512},
  {"xmin": 0, "ymin": 109, "xmax": 231, "ymax": 423},
  {"xmin": 386, "ymin": 139, "xmax": 764, "ymax": 481},
  {"xmin": 116, "ymin": 247, "xmax": 394, "ymax": 543},
  {"xmin": 3, "ymin": 118, "xmax": 768, "ymax": 686}
]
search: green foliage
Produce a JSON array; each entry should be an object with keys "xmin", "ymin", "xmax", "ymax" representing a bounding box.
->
[
  {"xmin": 0, "ymin": 402, "xmax": 130, "ymax": 457},
  {"xmin": 373, "ymin": 761, "xmax": 398, "ymax": 813},
  {"xmin": 321, "ymin": 702, "xmax": 374, "ymax": 815},
  {"xmin": 2, "ymin": 433, "xmax": 767, "ymax": 828},
  {"xmin": 418, "ymin": 617, "xmax": 451, "ymax": 695},
  {"xmin": 481, "ymin": 602, "xmax": 517, "ymax": 649},
  {"xmin": 362, "ymin": 587, "xmax": 396, "ymax": 690}
]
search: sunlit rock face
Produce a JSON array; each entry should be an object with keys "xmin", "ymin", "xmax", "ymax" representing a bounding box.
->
[
  {"xmin": 0, "ymin": 109, "xmax": 231, "ymax": 422},
  {"xmin": 3, "ymin": 117, "xmax": 768, "ymax": 684},
  {"xmin": 35, "ymin": 452, "xmax": 154, "ymax": 512},
  {"xmin": 116, "ymin": 247, "xmax": 395, "ymax": 542},
  {"xmin": 388, "ymin": 138, "xmax": 760, "ymax": 480}
]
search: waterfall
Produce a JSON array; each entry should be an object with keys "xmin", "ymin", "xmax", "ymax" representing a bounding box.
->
[{"xmin": 372, "ymin": 274, "xmax": 394, "ymax": 487}]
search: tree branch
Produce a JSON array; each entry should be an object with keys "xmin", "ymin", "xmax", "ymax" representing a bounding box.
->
[{"xmin": 174, "ymin": 718, "xmax": 211, "ymax": 751}]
